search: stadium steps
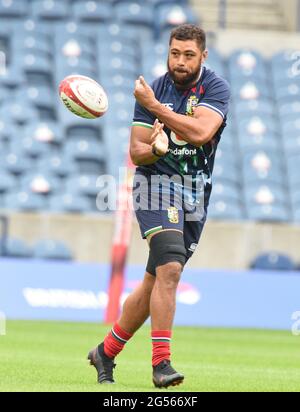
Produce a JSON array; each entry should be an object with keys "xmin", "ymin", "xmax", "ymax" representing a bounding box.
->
[{"xmin": 191, "ymin": 0, "xmax": 286, "ymax": 31}]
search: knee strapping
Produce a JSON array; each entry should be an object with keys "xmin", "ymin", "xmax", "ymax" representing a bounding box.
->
[{"xmin": 149, "ymin": 230, "xmax": 187, "ymax": 270}]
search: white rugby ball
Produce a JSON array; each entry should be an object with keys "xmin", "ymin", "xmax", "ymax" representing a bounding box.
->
[{"xmin": 59, "ymin": 75, "xmax": 108, "ymax": 119}]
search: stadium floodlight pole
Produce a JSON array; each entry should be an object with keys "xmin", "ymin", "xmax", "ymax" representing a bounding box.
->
[{"xmin": 104, "ymin": 153, "xmax": 135, "ymax": 324}]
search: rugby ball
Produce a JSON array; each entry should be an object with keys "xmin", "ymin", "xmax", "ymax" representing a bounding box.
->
[{"xmin": 59, "ymin": 75, "xmax": 108, "ymax": 119}]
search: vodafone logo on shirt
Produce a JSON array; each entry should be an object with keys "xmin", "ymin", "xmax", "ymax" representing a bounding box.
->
[{"xmin": 170, "ymin": 131, "xmax": 188, "ymax": 146}]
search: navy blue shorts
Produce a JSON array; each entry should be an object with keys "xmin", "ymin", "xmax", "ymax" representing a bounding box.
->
[{"xmin": 133, "ymin": 172, "xmax": 208, "ymax": 261}]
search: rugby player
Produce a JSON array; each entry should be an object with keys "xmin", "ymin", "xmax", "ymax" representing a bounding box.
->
[{"xmin": 88, "ymin": 24, "xmax": 230, "ymax": 388}]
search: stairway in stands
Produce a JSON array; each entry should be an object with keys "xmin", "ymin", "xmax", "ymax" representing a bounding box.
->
[{"xmin": 191, "ymin": 0, "xmax": 286, "ymax": 31}]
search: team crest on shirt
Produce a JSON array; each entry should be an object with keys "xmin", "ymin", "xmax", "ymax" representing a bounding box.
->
[
  {"xmin": 167, "ymin": 207, "xmax": 179, "ymax": 224},
  {"xmin": 186, "ymin": 95, "xmax": 199, "ymax": 116}
]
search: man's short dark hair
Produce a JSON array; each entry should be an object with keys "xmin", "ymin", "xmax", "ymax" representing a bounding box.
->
[{"xmin": 169, "ymin": 24, "xmax": 206, "ymax": 51}]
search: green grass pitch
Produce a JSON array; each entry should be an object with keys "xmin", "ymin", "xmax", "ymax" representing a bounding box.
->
[{"xmin": 0, "ymin": 320, "xmax": 299, "ymax": 392}]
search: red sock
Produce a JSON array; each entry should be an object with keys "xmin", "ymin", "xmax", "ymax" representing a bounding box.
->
[
  {"xmin": 103, "ymin": 323, "xmax": 133, "ymax": 359},
  {"xmin": 152, "ymin": 330, "xmax": 172, "ymax": 366}
]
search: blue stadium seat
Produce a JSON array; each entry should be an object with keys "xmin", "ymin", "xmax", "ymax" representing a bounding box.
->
[
  {"xmin": 272, "ymin": 66, "xmax": 300, "ymax": 83},
  {"xmin": 97, "ymin": 22, "xmax": 146, "ymax": 45},
  {"xmin": 282, "ymin": 135, "xmax": 300, "ymax": 157},
  {"xmin": 237, "ymin": 116, "xmax": 278, "ymax": 137},
  {"xmin": 24, "ymin": 121, "xmax": 64, "ymax": 145},
  {"xmin": 279, "ymin": 101, "xmax": 300, "ymax": 118},
  {"xmin": 64, "ymin": 138, "xmax": 106, "ymax": 163},
  {"xmin": 13, "ymin": 32, "xmax": 52, "ymax": 58},
  {"xmin": 271, "ymin": 50, "xmax": 300, "ymax": 69},
  {"xmin": 31, "ymin": 0, "xmax": 70, "ymax": 20},
  {"xmin": 218, "ymin": 128, "xmax": 236, "ymax": 148},
  {"xmin": 274, "ymin": 82, "xmax": 300, "ymax": 103},
  {"xmin": 208, "ymin": 200, "xmax": 245, "ymax": 221},
  {"xmin": 212, "ymin": 162, "xmax": 239, "ymax": 185},
  {"xmin": 232, "ymin": 81, "xmax": 272, "ymax": 101},
  {"xmin": 242, "ymin": 151, "xmax": 284, "ymax": 186},
  {"xmin": 16, "ymin": 19, "xmax": 52, "ymax": 36},
  {"xmin": 54, "ymin": 19, "xmax": 96, "ymax": 38},
  {"xmin": 115, "ymin": 2, "xmax": 154, "ymax": 28},
  {"xmin": 214, "ymin": 146, "xmax": 237, "ymax": 166},
  {"xmin": 55, "ymin": 66, "xmax": 98, "ymax": 89},
  {"xmin": 281, "ymin": 118, "xmax": 300, "ymax": 137},
  {"xmin": 55, "ymin": 32, "xmax": 94, "ymax": 57},
  {"xmin": 0, "ymin": 171, "xmax": 17, "ymax": 193},
  {"xmin": 141, "ymin": 40, "xmax": 168, "ymax": 63},
  {"xmin": 4, "ymin": 190, "xmax": 47, "ymax": 211},
  {"xmin": 230, "ymin": 76, "xmax": 270, "ymax": 92},
  {"xmin": 250, "ymin": 252, "xmax": 296, "ymax": 271},
  {"xmin": 15, "ymin": 86, "xmax": 56, "ymax": 115},
  {"xmin": 0, "ymin": 86, "xmax": 9, "ymax": 106},
  {"xmin": 65, "ymin": 174, "xmax": 99, "ymax": 197},
  {"xmin": 104, "ymin": 106, "xmax": 134, "ymax": 127},
  {"xmin": 34, "ymin": 239, "xmax": 73, "ymax": 260},
  {"xmin": 287, "ymin": 168, "xmax": 300, "ymax": 187},
  {"xmin": 246, "ymin": 204, "xmax": 290, "ymax": 222},
  {"xmin": 244, "ymin": 184, "xmax": 288, "ymax": 207},
  {"xmin": 234, "ymin": 100, "xmax": 275, "ymax": 117},
  {"xmin": 143, "ymin": 59, "xmax": 168, "ymax": 83},
  {"xmin": 293, "ymin": 207, "xmax": 300, "ymax": 223},
  {"xmin": 48, "ymin": 192, "xmax": 92, "ymax": 213},
  {"xmin": 37, "ymin": 154, "xmax": 78, "ymax": 177},
  {"xmin": 204, "ymin": 60, "xmax": 225, "ymax": 76},
  {"xmin": 0, "ymin": 0, "xmax": 28, "ymax": 18},
  {"xmin": 65, "ymin": 123, "xmax": 101, "ymax": 140},
  {"xmin": 105, "ymin": 91, "xmax": 135, "ymax": 116},
  {"xmin": 0, "ymin": 65, "xmax": 25, "ymax": 88},
  {"xmin": 228, "ymin": 50, "xmax": 267, "ymax": 75},
  {"xmin": 20, "ymin": 172, "xmax": 63, "ymax": 195},
  {"xmin": 98, "ymin": 39, "xmax": 138, "ymax": 62},
  {"xmin": 72, "ymin": 1, "xmax": 112, "ymax": 23},
  {"xmin": 9, "ymin": 135, "xmax": 50, "ymax": 159},
  {"xmin": 0, "ymin": 120, "xmax": 20, "ymax": 143},
  {"xmin": 287, "ymin": 154, "xmax": 300, "ymax": 184},
  {"xmin": 0, "ymin": 99, "xmax": 39, "ymax": 125},
  {"xmin": 157, "ymin": 4, "xmax": 198, "ymax": 33},
  {"xmin": 99, "ymin": 56, "xmax": 138, "ymax": 80},
  {"xmin": 15, "ymin": 49, "xmax": 52, "ymax": 75},
  {"xmin": 0, "ymin": 237, "xmax": 33, "ymax": 258},
  {"xmin": 2, "ymin": 150, "xmax": 32, "ymax": 175},
  {"xmin": 210, "ymin": 181, "xmax": 241, "ymax": 203},
  {"xmin": 291, "ymin": 189, "xmax": 300, "ymax": 208},
  {"xmin": 237, "ymin": 133, "xmax": 280, "ymax": 152}
]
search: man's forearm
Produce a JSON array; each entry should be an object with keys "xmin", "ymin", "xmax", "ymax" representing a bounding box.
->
[
  {"xmin": 149, "ymin": 101, "xmax": 205, "ymax": 147},
  {"xmin": 130, "ymin": 143, "xmax": 160, "ymax": 166}
]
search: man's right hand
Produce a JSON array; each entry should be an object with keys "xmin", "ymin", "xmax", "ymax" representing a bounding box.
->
[{"xmin": 151, "ymin": 119, "xmax": 169, "ymax": 156}]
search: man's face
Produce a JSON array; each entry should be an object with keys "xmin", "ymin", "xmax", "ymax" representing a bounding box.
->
[{"xmin": 168, "ymin": 38, "xmax": 207, "ymax": 88}]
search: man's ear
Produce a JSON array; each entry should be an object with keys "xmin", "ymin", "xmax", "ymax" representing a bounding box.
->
[{"xmin": 202, "ymin": 49, "xmax": 208, "ymax": 61}]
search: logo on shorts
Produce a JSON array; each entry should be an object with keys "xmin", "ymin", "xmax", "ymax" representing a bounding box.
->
[
  {"xmin": 188, "ymin": 243, "xmax": 198, "ymax": 252},
  {"xmin": 167, "ymin": 207, "xmax": 179, "ymax": 224}
]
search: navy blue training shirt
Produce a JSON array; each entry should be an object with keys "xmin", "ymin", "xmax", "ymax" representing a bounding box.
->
[{"xmin": 132, "ymin": 67, "xmax": 230, "ymax": 186}]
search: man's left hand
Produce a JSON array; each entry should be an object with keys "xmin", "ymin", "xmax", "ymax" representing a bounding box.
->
[{"xmin": 134, "ymin": 76, "xmax": 158, "ymax": 110}]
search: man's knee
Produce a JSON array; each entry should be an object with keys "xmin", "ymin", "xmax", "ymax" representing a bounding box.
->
[
  {"xmin": 156, "ymin": 262, "xmax": 182, "ymax": 288},
  {"xmin": 146, "ymin": 230, "xmax": 187, "ymax": 276}
]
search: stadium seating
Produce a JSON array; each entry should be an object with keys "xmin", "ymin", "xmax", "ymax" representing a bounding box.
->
[
  {"xmin": 0, "ymin": 1, "xmax": 299, "ymax": 226},
  {"xmin": 33, "ymin": 239, "xmax": 73, "ymax": 260},
  {"xmin": 250, "ymin": 252, "xmax": 296, "ymax": 271},
  {"xmin": 0, "ymin": 237, "xmax": 33, "ymax": 258}
]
